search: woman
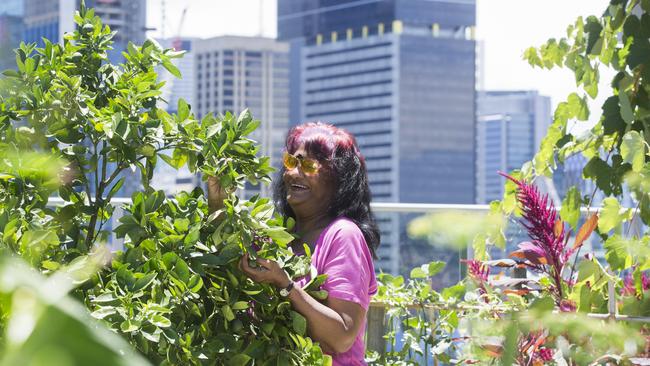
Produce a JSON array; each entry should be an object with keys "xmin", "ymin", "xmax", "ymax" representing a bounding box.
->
[{"xmin": 208, "ymin": 122, "xmax": 380, "ymax": 365}]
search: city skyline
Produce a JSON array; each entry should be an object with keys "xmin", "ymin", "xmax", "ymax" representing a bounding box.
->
[{"xmin": 146, "ymin": 0, "xmax": 609, "ymax": 122}]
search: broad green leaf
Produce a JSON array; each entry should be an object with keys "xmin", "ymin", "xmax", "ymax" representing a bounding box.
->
[
  {"xmin": 409, "ymin": 267, "xmax": 427, "ymax": 279},
  {"xmin": 116, "ymin": 266, "xmax": 136, "ymax": 291},
  {"xmin": 132, "ymin": 273, "xmax": 157, "ymax": 292},
  {"xmin": 173, "ymin": 218, "xmax": 189, "ymax": 233},
  {"xmin": 621, "ymin": 130, "xmax": 646, "ymax": 172},
  {"xmin": 150, "ymin": 315, "xmax": 171, "ymax": 328},
  {"xmin": 120, "ymin": 319, "xmax": 140, "ymax": 333},
  {"xmin": 598, "ymin": 197, "xmax": 627, "ymax": 232},
  {"xmin": 291, "ymin": 311, "xmax": 307, "ymax": 335},
  {"xmin": 221, "ymin": 305, "xmax": 235, "ymax": 321},
  {"xmin": 604, "ymin": 235, "xmax": 649, "ymax": 270},
  {"xmin": 264, "ymin": 227, "xmax": 294, "ymax": 247},
  {"xmin": 427, "ymin": 261, "xmax": 446, "ymax": 276},
  {"xmin": 619, "ymin": 91, "xmax": 634, "ymax": 124}
]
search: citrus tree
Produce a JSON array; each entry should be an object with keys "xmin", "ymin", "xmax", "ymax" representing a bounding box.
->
[{"xmin": 0, "ymin": 3, "xmax": 329, "ymax": 365}]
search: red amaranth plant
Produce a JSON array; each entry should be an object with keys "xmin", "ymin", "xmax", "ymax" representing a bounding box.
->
[
  {"xmin": 464, "ymin": 259, "xmax": 490, "ymax": 295},
  {"xmin": 622, "ymin": 271, "xmax": 650, "ymax": 297},
  {"xmin": 499, "ymin": 172, "xmax": 573, "ymax": 305}
]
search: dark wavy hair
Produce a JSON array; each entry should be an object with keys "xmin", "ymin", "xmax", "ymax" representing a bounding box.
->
[{"xmin": 273, "ymin": 122, "xmax": 380, "ymax": 258}]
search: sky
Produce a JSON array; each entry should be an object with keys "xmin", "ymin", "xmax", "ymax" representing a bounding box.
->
[{"xmin": 146, "ymin": 0, "xmax": 612, "ymax": 128}]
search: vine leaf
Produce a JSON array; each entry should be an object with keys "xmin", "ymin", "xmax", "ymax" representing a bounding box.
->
[{"xmin": 621, "ymin": 130, "xmax": 646, "ymax": 172}]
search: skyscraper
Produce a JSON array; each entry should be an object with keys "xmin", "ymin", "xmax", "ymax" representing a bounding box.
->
[
  {"xmin": 194, "ymin": 36, "xmax": 290, "ymax": 199},
  {"xmin": 476, "ymin": 90, "xmax": 551, "ymax": 204},
  {"xmin": 278, "ymin": 0, "xmax": 477, "ymax": 277},
  {"xmin": 23, "ymin": 0, "xmax": 146, "ymax": 63},
  {"xmin": 0, "ymin": 0, "xmax": 24, "ymax": 70}
]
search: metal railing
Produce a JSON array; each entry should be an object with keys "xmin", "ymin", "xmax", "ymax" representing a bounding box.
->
[{"xmin": 47, "ymin": 197, "xmax": 650, "ymax": 358}]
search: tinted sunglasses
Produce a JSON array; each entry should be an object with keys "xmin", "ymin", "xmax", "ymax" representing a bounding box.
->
[{"xmin": 283, "ymin": 152, "xmax": 321, "ymax": 174}]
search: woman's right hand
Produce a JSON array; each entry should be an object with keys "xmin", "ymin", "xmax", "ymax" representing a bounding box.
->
[{"xmin": 207, "ymin": 176, "xmax": 228, "ymax": 214}]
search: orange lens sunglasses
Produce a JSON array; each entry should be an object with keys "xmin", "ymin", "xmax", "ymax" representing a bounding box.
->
[{"xmin": 283, "ymin": 152, "xmax": 321, "ymax": 174}]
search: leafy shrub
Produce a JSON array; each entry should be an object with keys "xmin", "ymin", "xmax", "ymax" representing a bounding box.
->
[{"xmin": 0, "ymin": 3, "xmax": 328, "ymax": 365}]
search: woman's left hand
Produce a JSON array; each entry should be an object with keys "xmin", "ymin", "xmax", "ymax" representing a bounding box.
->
[{"xmin": 239, "ymin": 253, "xmax": 292, "ymax": 288}]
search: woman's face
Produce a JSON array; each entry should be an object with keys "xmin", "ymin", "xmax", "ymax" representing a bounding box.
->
[{"xmin": 282, "ymin": 144, "xmax": 335, "ymax": 218}]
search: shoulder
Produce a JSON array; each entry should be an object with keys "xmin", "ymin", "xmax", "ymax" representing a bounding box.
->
[
  {"xmin": 318, "ymin": 217, "xmax": 367, "ymax": 255},
  {"xmin": 323, "ymin": 217, "xmax": 364, "ymax": 242}
]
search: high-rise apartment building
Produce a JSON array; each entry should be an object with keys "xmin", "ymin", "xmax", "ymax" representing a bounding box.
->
[
  {"xmin": 151, "ymin": 37, "xmax": 200, "ymax": 196},
  {"xmin": 278, "ymin": 0, "xmax": 477, "ymax": 278},
  {"xmin": 476, "ymin": 90, "xmax": 551, "ymax": 204},
  {"xmin": 151, "ymin": 36, "xmax": 290, "ymax": 198}
]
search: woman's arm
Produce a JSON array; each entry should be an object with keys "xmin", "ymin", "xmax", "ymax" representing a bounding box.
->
[
  {"xmin": 207, "ymin": 176, "xmax": 228, "ymax": 214},
  {"xmin": 239, "ymin": 255, "xmax": 366, "ymax": 354}
]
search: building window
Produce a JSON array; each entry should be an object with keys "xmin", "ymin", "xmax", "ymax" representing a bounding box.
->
[{"xmin": 224, "ymin": 59, "xmax": 234, "ymax": 66}]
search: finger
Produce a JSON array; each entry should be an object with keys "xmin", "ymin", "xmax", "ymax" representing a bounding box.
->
[
  {"xmin": 239, "ymin": 253, "xmax": 249, "ymax": 271},
  {"xmin": 255, "ymin": 257, "xmax": 274, "ymax": 270},
  {"xmin": 240, "ymin": 254, "xmax": 259, "ymax": 279}
]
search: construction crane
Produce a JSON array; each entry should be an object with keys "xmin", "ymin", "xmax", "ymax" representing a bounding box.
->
[{"xmin": 159, "ymin": 2, "xmax": 189, "ymax": 106}]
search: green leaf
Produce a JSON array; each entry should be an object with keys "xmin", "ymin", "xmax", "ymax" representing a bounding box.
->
[
  {"xmin": 187, "ymin": 274, "xmax": 203, "ymax": 293},
  {"xmin": 232, "ymin": 301, "xmax": 249, "ymax": 310},
  {"xmin": 177, "ymin": 98, "xmax": 190, "ymax": 122},
  {"xmin": 567, "ymin": 92, "xmax": 589, "ymax": 121},
  {"xmin": 221, "ymin": 305, "xmax": 235, "ymax": 321},
  {"xmin": 576, "ymin": 258, "xmax": 609, "ymax": 290},
  {"xmin": 132, "ymin": 273, "xmax": 157, "ymax": 292},
  {"xmin": 619, "ymin": 91, "xmax": 634, "ymax": 124},
  {"xmin": 291, "ymin": 311, "xmax": 307, "ymax": 335},
  {"xmin": 441, "ymin": 284, "xmax": 465, "ymax": 301},
  {"xmin": 173, "ymin": 218, "xmax": 190, "ymax": 233},
  {"xmin": 560, "ymin": 186, "xmax": 581, "ymax": 230},
  {"xmin": 604, "ymin": 235, "xmax": 649, "ymax": 270},
  {"xmin": 598, "ymin": 197, "xmax": 626, "ymax": 233},
  {"xmin": 162, "ymin": 59, "xmax": 181, "ymax": 78},
  {"xmin": 150, "ymin": 315, "xmax": 171, "ymax": 328},
  {"xmin": 428, "ymin": 261, "xmax": 446, "ymax": 276},
  {"xmin": 264, "ymin": 227, "xmax": 294, "ymax": 247},
  {"xmin": 409, "ymin": 267, "xmax": 427, "ymax": 279},
  {"xmin": 91, "ymin": 307, "xmax": 116, "ymax": 320},
  {"xmin": 529, "ymin": 296, "xmax": 555, "ymax": 312},
  {"xmin": 106, "ymin": 177, "xmax": 125, "ymax": 201},
  {"xmin": 621, "ymin": 130, "xmax": 646, "ymax": 172},
  {"xmin": 227, "ymin": 354, "xmax": 251, "ymax": 366},
  {"xmin": 116, "ymin": 266, "xmax": 136, "ymax": 291},
  {"xmin": 120, "ymin": 319, "xmax": 140, "ymax": 333}
]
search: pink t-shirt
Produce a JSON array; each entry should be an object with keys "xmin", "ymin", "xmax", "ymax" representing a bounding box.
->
[{"xmin": 295, "ymin": 217, "xmax": 378, "ymax": 366}]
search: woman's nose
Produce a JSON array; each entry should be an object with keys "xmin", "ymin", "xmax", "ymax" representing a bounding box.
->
[{"xmin": 284, "ymin": 165, "xmax": 303, "ymax": 178}]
